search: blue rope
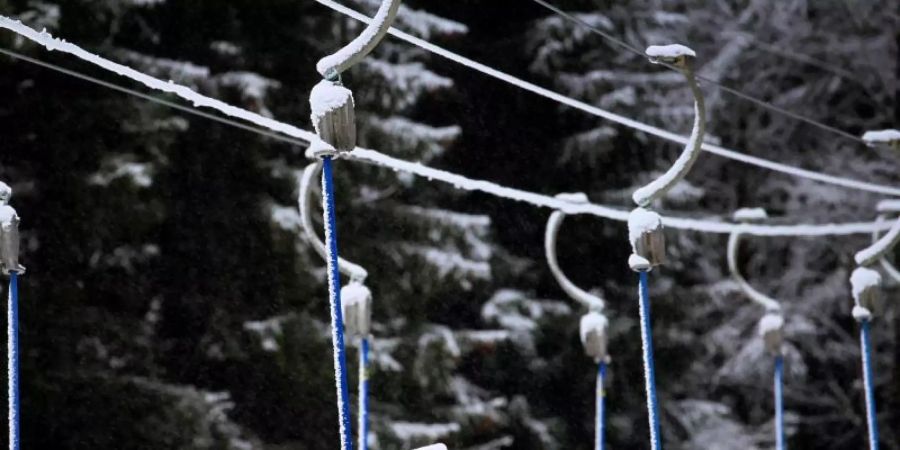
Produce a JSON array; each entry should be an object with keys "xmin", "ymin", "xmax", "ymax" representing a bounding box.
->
[
  {"xmin": 359, "ymin": 337, "xmax": 370, "ymax": 450},
  {"xmin": 774, "ymin": 355, "xmax": 785, "ymax": 450},
  {"xmin": 8, "ymin": 271, "xmax": 19, "ymax": 450},
  {"xmin": 322, "ymin": 157, "xmax": 354, "ymax": 450},
  {"xmin": 596, "ymin": 361, "xmax": 607, "ymax": 450},
  {"xmin": 638, "ymin": 271, "xmax": 662, "ymax": 450},
  {"xmin": 860, "ymin": 320, "xmax": 879, "ymax": 450}
]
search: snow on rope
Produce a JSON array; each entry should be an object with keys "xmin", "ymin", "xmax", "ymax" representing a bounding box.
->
[
  {"xmin": 0, "ymin": 17, "xmax": 895, "ymax": 237},
  {"xmin": 310, "ymin": 0, "xmax": 900, "ymax": 199}
]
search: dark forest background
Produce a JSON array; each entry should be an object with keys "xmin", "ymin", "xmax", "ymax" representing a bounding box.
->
[{"xmin": 0, "ymin": 0, "xmax": 898, "ymax": 449}]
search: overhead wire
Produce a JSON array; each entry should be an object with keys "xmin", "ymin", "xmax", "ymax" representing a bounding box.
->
[
  {"xmin": 3, "ymin": 14, "xmax": 899, "ymax": 198},
  {"xmin": 529, "ymin": 0, "xmax": 868, "ymax": 144},
  {"xmin": 0, "ymin": 41, "xmax": 894, "ymax": 237},
  {"xmin": 308, "ymin": 1, "xmax": 899, "ymax": 197}
]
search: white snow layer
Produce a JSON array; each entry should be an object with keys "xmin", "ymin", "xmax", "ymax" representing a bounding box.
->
[
  {"xmin": 645, "ymin": 44, "xmax": 696, "ymax": 59},
  {"xmin": 850, "ymin": 267, "xmax": 881, "ymax": 302},
  {"xmin": 877, "ymin": 199, "xmax": 900, "ymax": 213},
  {"xmin": 0, "ymin": 206, "xmax": 17, "ymax": 224},
  {"xmin": 733, "ymin": 207, "xmax": 768, "ymax": 222},
  {"xmin": 341, "ymin": 282, "xmax": 371, "ymax": 307},
  {"xmin": 852, "ymin": 305, "xmax": 872, "ymax": 321},
  {"xmin": 628, "ymin": 207, "xmax": 663, "ymax": 247},
  {"xmin": 579, "ymin": 311, "xmax": 608, "ymax": 343},
  {"xmin": 4, "ymin": 12, "xmax": 897, "ymax": 198},
  {"xmin": 862, "ymin": 129, "xmax": 900, "ymax": 145},
  {"xmin": 414, "ymin": 445, "xmax": 448, "ymax": 450},
  {"xmin": 315, "ymin": 0, "xmax": 399, "ymax": 76},
  {"xmin": 757, "ymin": 313, "xmax": 784, "ymax": 336},
  {"xmin": 309, "ymin": 80, "xmax": 354, "ymax": 124},
  {"xmin": 628, "ymin": 254, "xmax": 651, "ymax": 271},
  {"xmin": 855, "ymin": 216, "xmax": 900, "ymax": 265}
]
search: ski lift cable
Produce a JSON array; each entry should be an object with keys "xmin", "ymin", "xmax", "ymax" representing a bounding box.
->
[
  {"xmin": 309, "ymin": 1, "xmax": 900, "ymax": 198},
  {"xmin": 0, "ymin": 45, "xmax": 894, "ymax": 239},
  {"xmin": 529, "ymin": 0, "xmax": 869, "ymax": 145}
]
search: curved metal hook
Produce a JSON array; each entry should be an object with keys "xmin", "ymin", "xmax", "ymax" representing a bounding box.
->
[
  {"xmin": 727, "ymin": 209, "xmax": 781, "ymax": 312},
  {"xmin": 316, "ymin": 0, "xmax": 402, "ymax": 78},
  {"xmin": 545, "ymin": 193, "xmax": 605, "ymax": 311},
  {"xmin": 855, "ymin": 214, "xmax": 900, "ymax": 267},
  {"xmin": 632, "ymin": 44, "xmax": 706, "ymax": 207},
  {"xmin": 872, "ymin": 214, "xmax": 900, "ymax": 283},
  {"xmin": 298, "ymin": 162, "xmax": 368, "ymax": 282}
]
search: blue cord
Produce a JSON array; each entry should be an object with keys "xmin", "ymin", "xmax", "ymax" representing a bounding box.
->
[
  {"xmin": 774, "ymin": 355, "xmax": 785, "ymax": 450},
  {"xmin": 860, "ymin": 320, "xmax": 879, "ymax": 450},
  {"xmin": 8, "ymin": 271, "xmax": 19, "ymax": 450},
  {"xmin": 322, "ymin": 157, "xmax": 354, "ymax": 450},
  {"xmin": 638, "ymin": 271, "xmax": 662, "ymax": 450},
  {"xmin": 359, "ymin": 337, "xmax": 369, "ymax": 450},
  {"xmin": 596, "ymin": 361, "xmax": 606, "ymax": 450}
]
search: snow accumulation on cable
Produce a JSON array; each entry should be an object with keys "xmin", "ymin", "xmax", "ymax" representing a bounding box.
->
[
  {"xmin": 850, "ymin": 267, "xmax": 881, "ymax": 302},
  {"xmin": 628, "ymin": 207, "xmax": 663, "ymax": 246},
  {"xmin": 862, "ymin": 129, "xmax": 900, "ymax": 145},
  {"xmin": 309, "ymin": 80, "xmax": 354, "ymax": 124},
  {"xmin": 877, "ymin": 199, "xmax": 900, "ymax": 213},
  {"xmin": 733, "ymin": 207, "xmax": 768, "ymax": 222},
  {"xmin": 855, "ymin": 216, "xmax": 900, "ymax": 265},
  {"xmin": 413, "ymin": 445, "xmax": 448, "ymax": 450},
  {"xmin": 757, "ymin": 313, "xmax": 784, "ymax": 336},
  {"xmin": 645, "ymin": 44, "xmax": 696, "ymax": 58},
  {"xmin": 1, "ymin": 17, "xmax": 896, "ymax": 237}
]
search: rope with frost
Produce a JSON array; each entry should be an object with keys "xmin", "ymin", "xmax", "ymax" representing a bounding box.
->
[
  {"xmin": 7, "ymin": 271, "xmax": 20, "ymax": 450},
  {"xmin": 859, "ymin": 320, "xmax": 880, "ymax": 450},
  {"xmin": 322, "ymin": 158, "xmax": 355, "ymax": 450},
  {"xmin": 638, "ymin": 271, "xmax": 662, "ymax": 450}
]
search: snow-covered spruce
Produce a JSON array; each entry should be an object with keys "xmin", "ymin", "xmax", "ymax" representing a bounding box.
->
[
  {"xmin": 854, "ymin": 216, "xmax": 900, "ymax": 266},
  {"xmin": 850, "ymin": 267, "xmax": 881, "ymax": 314},
  {"xmin": 733, "ymin": 207, "xmax": 768, "ymax": 222}
]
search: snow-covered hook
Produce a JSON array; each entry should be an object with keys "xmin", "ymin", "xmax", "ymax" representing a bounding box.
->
[
  {"xmin": 298, "ymin": 162, "xmax": 369, "ymax": 282},
  {"xmin": 544, "ymin": 193, "xmax": 606, "ymax": 311},
  {"xmin": 316, "ymin": 0, "xmax": 401, "ymax": 79},
  {"xmin": 0, "ymin": 181, "xmax": 24, "ymax": 275},
  {"xmin": 632, "ymin": 44, "xmax": 706, "ymax": 207},
  {"xmin": 872, "ymin": 201, "xmax": 900, "ymax": 284},
  {"xmin": 727, "ymin": 208, "xmax": 782, "ymax": 313},
  {"xmin": 545, "ymin": 193, "xmax": 609, "ymax": 362}
]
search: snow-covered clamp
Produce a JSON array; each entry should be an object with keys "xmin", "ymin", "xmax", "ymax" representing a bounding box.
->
[{"xmin": 0, "ymin": 181, "xmax": 24, "ymax": 276}]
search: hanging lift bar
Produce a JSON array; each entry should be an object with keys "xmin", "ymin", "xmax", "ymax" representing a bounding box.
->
[
  {"xmin": 1, "ymin": 180, "xmax": 24, "ymax": 450},
  {"xmin": 626, "ymin": 43, "xmax": 706, "ymax": 450},
  {"xmin": 544, "ymin": 193, "xmax": 609, "ymax": 450},
  {"xmin": 847, "ymin": 129, "xmax": 900, "ymax": 450},
  {"xmin": 308, "ymin": 1, "xmax": 400, "ymax": 449},
  {"xmin": 727, "ymin": 208, "xmax": 786, "ymax": 450}
]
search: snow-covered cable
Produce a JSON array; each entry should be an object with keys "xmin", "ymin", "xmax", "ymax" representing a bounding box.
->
[
  {"xmin": 0, "ymin": 35, "xmax": 895, "ymax": 237},
  {"xmin": 310, "ymin": 1, "xmax": 900, "ymax": 198},
  {"xmin": 7, "ymin": 272, "xmax": 19, "ymax": 450},
  {"xmin": 637, "ymin": 271, "xmax": 662, "ymax": 450},
  {"xmin": 529, "ymin": 0, "xmax": 869, "ymax": 145},
  {"xmin": 321, "ymin": 158, "xmax": 355, "ymax": 450}
]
